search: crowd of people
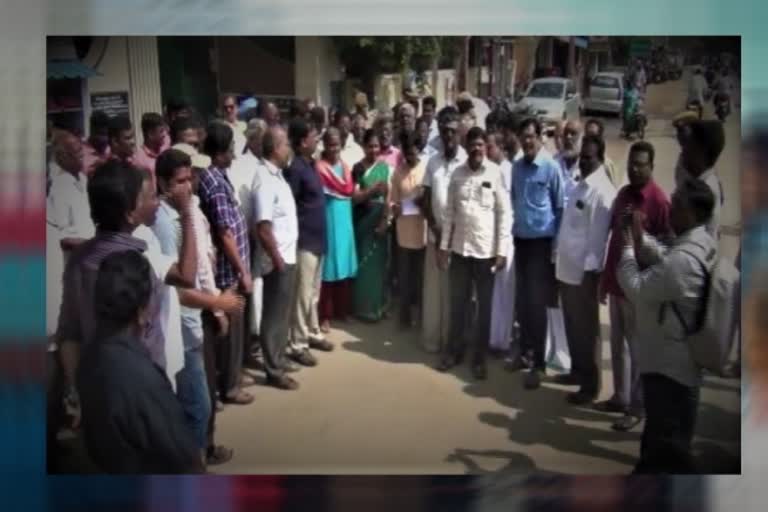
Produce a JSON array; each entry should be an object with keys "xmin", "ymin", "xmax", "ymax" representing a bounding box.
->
[{"xmin": 46, "ymin": 86, "xmax": 733, "ymax": 474}]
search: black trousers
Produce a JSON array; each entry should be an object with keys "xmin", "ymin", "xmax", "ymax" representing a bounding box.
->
[
  {"xmin": 201, "ymin": 310, "xmax": 220, "ymax": 449},
  {"xmin": 398, "ymin": 246, "xmax": 425, "ymax": 324},
  {"xmin": 446, "ymin": 254, "xmax": 496, "ymax": 364},
  {"xmin": 635, "ymin": 373, "xmax": 700, "ymax": 474},
  {"xmin": 514, "ymin": 237, "xmax": 556, "ymax": 370},
  {"xmin": 260, "ymin": 265, "xmax": 297, "ymax": 379}
]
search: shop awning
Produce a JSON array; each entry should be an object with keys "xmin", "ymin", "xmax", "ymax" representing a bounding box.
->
[{"xmin": 47, "ymin": 59, "xmax": 99, "ymax": 80}]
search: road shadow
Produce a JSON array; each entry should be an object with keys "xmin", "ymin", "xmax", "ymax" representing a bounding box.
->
[
  {"xmin": 445, "ymin": 447, "xmax": 541, "ymax": 475},
  {"xmin": 701, "ymin": 376, "xmax": 741, "ymax": 393}
]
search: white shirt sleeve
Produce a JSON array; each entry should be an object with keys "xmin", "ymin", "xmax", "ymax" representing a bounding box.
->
[
  {"xmin": 135, "ymin": 225, "xmax": 176, "ymax": 281},
  {"xmin": 253, "ymin": 175, "xmax": 277, "ymax": 224},
  {"xmin": 584, "ymin": 186, "xmax": 617, "ymax": 271}
]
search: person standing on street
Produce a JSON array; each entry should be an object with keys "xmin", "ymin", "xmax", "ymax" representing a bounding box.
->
[
  {"xmin": 554, "ymin": 135, "xmax": 616, "ymax": 405},
  {"xmin": 676, "ymin": 120, "xmax": 726, "ymax": 238},
  {"xmin": 134, "ymin": 113, "xmax": 170, "ymax": 178},
  {"xmin": 377, "ymin": 115, "xmax": 403, "ymax": 171},
  {"xmin": 253, "ymin": 126, "xmax": 301, "ymax": 390},
  {"xmin": 585, "ymin": 118, "xmax": 622, "ymax": 188},
  {"xmin": 597, "ymin": 141, "xmax": 672, "ymax": 432},
  {"xmin": 509, "ymin": 118, "xmax": 564, "ymax": 389},
  {"xmin": 487, "ymin": 131, "xmax": 518, "ymax": 355},
  {"xmin": 618, "ymin": 178, "xmax": 717, "ymax": 473},
  {"xmin": 316, "ymin": 128, "xmax": 358, "ymax": 332},
  {"xmin": 82, "ymin": 111, "xmax": 111, "ymax": 176},
  {"xmin": 77, "ymin": 251, "xmax": 204, "ymax": 474},
  {"xmin": 555, "ymin": 120, "xmax": 582, "ymax": 208},
  {"xmin": 198, "ymin": 122, "xmax": 254, "ymax": 405},
  {"xmin": 421, "ymin": 95, "xmax": 439, "ymax": 144},
  {"xmin": 437, "ymin": 127, "xmax": 511, "ymax": 380},
  {"xmin": 421, "ymin": 108, "xmax": 467, "ymax": 354},
  {"xmin": 351, "ymin": 129, "xmax": 391, "ymax": 322},
  {"xmin": 390, "ymin": 131, "xmax": 428, "ymax": 329},
  {"xmin": 107, "ymin": 116, "xmax": 140, "ymax": 168}
]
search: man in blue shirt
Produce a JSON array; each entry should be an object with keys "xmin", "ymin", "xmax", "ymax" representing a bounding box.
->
[
  {"xmin": 510, "ymin": 117, "xmax": 565, "ymax": 390},
  {"xmin": 284, "ymin": 119, "xmax": 334, "ymax": 369}
]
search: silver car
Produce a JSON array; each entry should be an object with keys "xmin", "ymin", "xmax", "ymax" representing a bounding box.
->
[{"xmin": 584, "ymin": 72, "xmax": 624, "ymax": 115}]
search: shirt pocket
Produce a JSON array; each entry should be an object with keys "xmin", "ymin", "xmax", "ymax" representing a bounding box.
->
[
  {"xmin": 477, "ymin": 185, "xmax": 495, "ymax": 210},
  {"xmin": 525, "ymin": 179, "xmax": 550, "ymax": 208}
]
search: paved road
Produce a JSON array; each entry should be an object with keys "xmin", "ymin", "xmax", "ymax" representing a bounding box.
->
[{"xmin": 215, "ymin": 75, "xmax": 741, "ymax": 475}]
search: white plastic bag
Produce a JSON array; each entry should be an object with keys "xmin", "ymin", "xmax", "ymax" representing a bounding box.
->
[{"xmin": 545, "ymin": 307, "xmax": 571, "ymax": 372}]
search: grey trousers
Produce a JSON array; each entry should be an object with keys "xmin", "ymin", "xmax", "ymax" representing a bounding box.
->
[
  {"xmin": 560, "ymin": 272, "xmax": 602, "ymax": 396},
  {"xmin": 609, "ymin": 294, "xmax": 644, "ymax": 415},
  {"xmin": 260, "ymin": 265, "xmax": 298, "ymax": 379}
]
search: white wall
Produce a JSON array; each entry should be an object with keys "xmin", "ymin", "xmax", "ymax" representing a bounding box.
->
[
  {"xmin": 295, "ymin": 36, "xmax": 344, "ymax": 108},
  {"xmin": 80, "ymin": 36, "xmax": 162, "ymax": 144}
]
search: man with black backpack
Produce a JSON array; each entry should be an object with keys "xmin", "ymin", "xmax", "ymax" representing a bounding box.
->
[{"xmin": 617, "ymin": 178, "xmax": 738, "ymax": 474}]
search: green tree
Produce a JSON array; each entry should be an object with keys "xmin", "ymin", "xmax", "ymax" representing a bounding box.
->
[{"xmin": 332, "ymin": 37, "xmax": 461, "ymax": 103}]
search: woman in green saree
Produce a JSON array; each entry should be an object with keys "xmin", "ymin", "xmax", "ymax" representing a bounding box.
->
[{"xmin": 351, "ymin": 129, "xmax": 391, "ymax": 321}]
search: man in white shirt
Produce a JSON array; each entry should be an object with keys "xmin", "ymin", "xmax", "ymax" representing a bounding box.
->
[
  {"xmin": 554, "ymin": 120, "xmax": 582, "ymax": 209},
  {"xmin": 421, "ymin": 108, "xmax": 467, "ymax": 354},
  {"xmin": 555, "ymin": 135, "xmax": 617, "ymax": 405},
  {"xmin": 46, "ymin": 131, "xmax": 95, "ymax": 337},
  {"xmin": 437, "ymin": 126, "xmax": 511, "ymax": 380},
  {"xmin": 220, "ymin": 94, "xmax": 247, "ymax": 159},
  {"xmin": 252, "ymin": 126, "xmax": 300, "ymax": 391},
  {"xmin": 421, "ymin": 96, "xmax": 439, "ymax": 143},
  {"xmin": 229, "ymin": 119, "xmax": 269, "ymax": 363},
  {"xmin": 687, "ymin": 68, "xmax": 709, "ymax": 107},
  {"xmin": 416, "ymin": 117, "xmax": 437, "ymax": 163}
]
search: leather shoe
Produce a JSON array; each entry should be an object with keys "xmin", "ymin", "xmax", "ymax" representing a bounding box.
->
[
  {"xmin": 566, "ymin": 391, "xmax": 596, "ymax": 405},
  {"xmin": 612, "ymin": 414, "xmax": 643, "ymax": 432},
  {"xmin": 291, "ymin": 349, "xmax": 318, "ymax": 367},
  {"xmin": 437, "ymin": 357, "xmax": 456, "ymax": 372},
  {"xmin": 524, "ymin": 369, "xmax": 542, "ymax": 390},
  {"xmin": 553, "ymin": 373, "xmax": 581, "ymax": 386},
  {"xmin": 309, "ymin": 337, "xmax": 334, "ymax": 352},
  {"xmin": 594, "ymin": 400, "xmax": 628, "ymax": 414},
  {"xmin": 267, "ymin": 374, "xmax": 300, "ymax": 390}
]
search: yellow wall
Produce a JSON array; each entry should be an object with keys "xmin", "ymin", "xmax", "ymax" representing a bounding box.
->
[{"xmin": 294, "ymin": 36, "xmax": 344, "ymax": 108}]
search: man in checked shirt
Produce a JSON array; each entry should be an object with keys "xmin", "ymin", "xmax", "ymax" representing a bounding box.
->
[{"xmin": 198, "ymin": 122, "xmax": 254, "ymax": 406}]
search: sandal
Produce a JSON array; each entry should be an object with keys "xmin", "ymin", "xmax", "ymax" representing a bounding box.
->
[
  {"xmin": 320, "ymin": 320, "xmax": 331, "ymax": 333},
  {"xmin": 223, "ymin": 390, "xmax": 254, "ymax": 405}
]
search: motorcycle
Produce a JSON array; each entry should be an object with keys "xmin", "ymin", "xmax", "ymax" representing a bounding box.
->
[{"xmin": 714, "ymin": 92, "xmax": 730, "ymax": 122}]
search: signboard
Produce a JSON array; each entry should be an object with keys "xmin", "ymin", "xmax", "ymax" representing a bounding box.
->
[{"xmin": 90, "ymin": 91, "xmax": 130, "ymax": 118}]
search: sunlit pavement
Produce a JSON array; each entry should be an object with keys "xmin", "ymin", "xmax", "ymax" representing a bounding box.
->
[{"xmin": 214, "ymin": 74, "xmax": 740, "ymax": 475}]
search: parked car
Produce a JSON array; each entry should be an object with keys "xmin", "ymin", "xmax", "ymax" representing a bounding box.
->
[
  {"xmin": 584, "ymin": 72, "xmax": 624, "ymax": 116},
  {"xmin": 520, "ymin": 77, "xmax": 581, "ymax": 133}
]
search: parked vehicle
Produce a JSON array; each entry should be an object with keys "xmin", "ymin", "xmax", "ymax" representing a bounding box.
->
[
  {"xmin": 520, "ymin": 77, "xmax": 581, "ymax": 133},
  {"xmin": 584, "ymin": 72, "xmax": 624, "ymax": 116}
]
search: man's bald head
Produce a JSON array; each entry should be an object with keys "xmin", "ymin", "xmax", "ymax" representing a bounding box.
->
[
  {"xmin": 53, "ymin": 130, "xmax": 84, "ymax": 175},
  {"xmin": 398, "ymin": 102, "xmax": 416, "ymax": 133},
  {"xmin": 262, "ymin": 125, "xmax": 291, "ymax": 168}
]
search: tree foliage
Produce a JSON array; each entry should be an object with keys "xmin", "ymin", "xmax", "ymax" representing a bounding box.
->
[{"xmin": 332, "ymin": 36, "xmax": 460, "ymax": 77}]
